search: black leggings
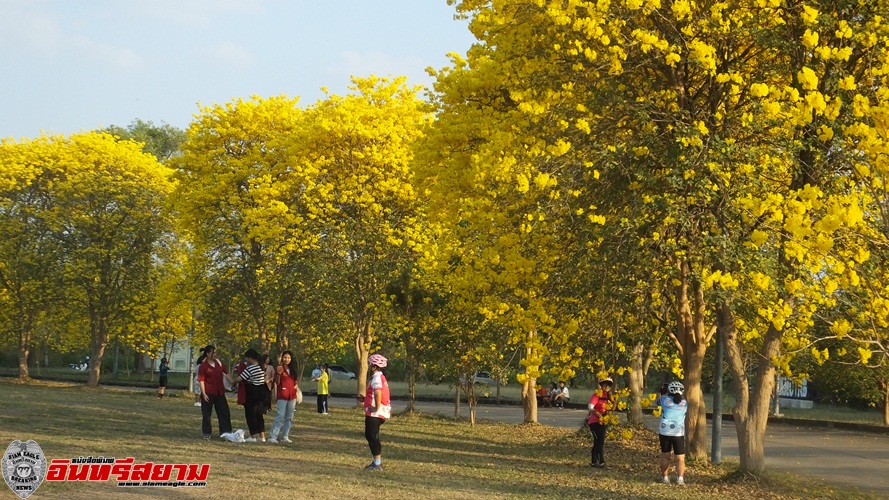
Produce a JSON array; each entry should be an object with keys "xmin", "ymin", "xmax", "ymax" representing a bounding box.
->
[
  {"xmin": 364, "ymin": 415, "xmax": 385, "ymax": 456},
  {"xmin": 317, "ymin": 394, "xmax": 329, "ymax": 413},
  {"xmin": 201, "ymin": 394, "xmax": 232, "ymax": 436},
  {"xmin": 245, "ymin": 384, "xmax": 266, "ymax": 436},
  {"xmin": 589, "ymin": 422, "xmax": 607, "ymax": 465}
]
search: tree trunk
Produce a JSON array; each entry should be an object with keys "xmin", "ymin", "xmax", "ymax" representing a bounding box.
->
[
  {"xmin": 521, "ymin": 331, "xmax": 539, "ymax": 423},
  {"xmin": 404, "ymin": 335, "xmax": 418, "ymax": 413},
  {"xmin": 881, "ymin": 380, "xmax": 889, "ymax": 426},
  {"xmin": 454, "ymin": 383, "xmax": 461, "ymax": 418},
  {"xmin": 354, "ymin": 316, "xmax": 372, "ymax": 400},
  {"xmin": 112, "ymin": 340, "xmax": 120, "ymax": 379},
  {"xmin": 684, "ymin": 341, "xmax": 709, "ymax": 461},
  {"xmin": 17, "ymin": 326, "xmax": 31, "ymax": 379},
  {"xmin": 295, "ymin": 359, "xmax": 305, "ymax": 385},
  {"xmin": 522, "ymin": 376, "xmax": 538, "ymax": 424},
  {"xmin": 87, "ymin": 336, "xmax": 108, "ymax": 386},
  {"xmin": 86, "ymin": 304, "xmax": 110, "ymax": 386},
  {"xmin": 627, "ymin": 342, "xmax": 645, "ymax": 425},
  {"xmin": 673, "ymin": 258, "xmax": 715, "ymax": 462},
  {"xmin": 257, "ymin": 318, "xmax": 269, "ymax": 354},
  {"xmin": 722, "ymin": 299, "xmax": 783, "ymax": 473},
  {"xmin": 466, "ymin": 380, "xmax": 476, "ymax": 426},
  {"xmin": 407, "ymin": 370, "xmax": 416, "ymax": 413}
]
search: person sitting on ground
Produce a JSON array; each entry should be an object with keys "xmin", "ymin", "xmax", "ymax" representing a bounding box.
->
[
  {"xmin": 552, "ymin": 380, "xmax": 570, "ymax": 408},
  {"xmin": 536, "ymin": 384, "xmax": 552, "ymax": 407}
]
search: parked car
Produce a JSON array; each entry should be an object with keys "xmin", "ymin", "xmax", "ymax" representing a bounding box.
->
[
  {"xmin": 328, "ymin": 365, "xmax": 356, "ymax": 380},
  {"xmin": 462, "ymin": 371, "xmax": 503, "ymax": 386}
]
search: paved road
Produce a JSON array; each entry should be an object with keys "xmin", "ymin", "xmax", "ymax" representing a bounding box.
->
[{"xmin": 329, "ymin": 397, "xmax": 889, "ymax": 495}]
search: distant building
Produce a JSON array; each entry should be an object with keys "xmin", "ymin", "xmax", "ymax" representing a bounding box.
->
[{"xmin": 146, "ymin": 341, "xmax": 199, "ymax": 373}]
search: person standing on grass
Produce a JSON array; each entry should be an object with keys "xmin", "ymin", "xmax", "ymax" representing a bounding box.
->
[
  {"xmin": 363, "ymin": 353, "xmax": 391, "ymax": 471},
  {"xmin": 193, "ymin": 348, "xmax": 207, "ymax": 407},
  {"xmin": 313, "ymin": 363, "xmax": 330, "ymax": 414},
  {"xmin": 157, "ymin": 358, "xmax": 169, "ymax": 399},
  {"xmin": 268, "ymin": 351, "xmax": 299, "ymax": 443},
  {"xmin": 261, "ymin": 354, "xmax": 276, "ymax": 415},
  {"xmin": 658, "ymin": 381, "xmax": 688, "ymax": 485},
  {"xmin": 197, "ymin": 345, "xmax": 233, "ymax": 439},
  {"xmin": 233, "ymin": 354, "xmax": 248, "ymax": 408},
  {"xmin": 587, "ymin": 377, "xmax": 615, "ymax": 468},
  {"xmin": 233, "ymin": 348, "xmax": 267, "ymax": 442}
]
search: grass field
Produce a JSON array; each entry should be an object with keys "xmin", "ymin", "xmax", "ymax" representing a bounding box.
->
[{"xmin": 0, "ymin": 379, "xmax": 880, "ymax": 500}]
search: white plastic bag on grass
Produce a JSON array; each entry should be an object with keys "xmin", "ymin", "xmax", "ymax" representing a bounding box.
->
[{"xmin": 221, "ymin": 429, "xmax": 245, "ymax": 443}]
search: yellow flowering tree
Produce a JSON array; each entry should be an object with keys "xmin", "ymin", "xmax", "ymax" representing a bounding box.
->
[
  {"xmin": 37, "ymin": 133, "xmax": 174, "ymax": 385},
  {"xmin": 0, "ymin": 137, "xmax": 67, "ymax": 378},
  {"xmin": 439, "ymin": 0, "xmax": 889, "ymax": 472},
  {"xmin": 417, "ymin": 47, "xmax": 590, "ymax": 423},
  {"xmin": 286, "ymin": 76, "xmax": 430, "ymax": 397},
  {"xmin": 172, "ymin": 95, "xmax": 308, "ymax": 354}
]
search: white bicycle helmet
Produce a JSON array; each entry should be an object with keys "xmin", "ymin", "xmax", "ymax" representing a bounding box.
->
[
  {"xmin": 368, "ymin": 353, "xmax": 388, "ymax": 368},
  {"xmin": 668, "ymin": 381, "xmax": 684, "ymax": 395}
]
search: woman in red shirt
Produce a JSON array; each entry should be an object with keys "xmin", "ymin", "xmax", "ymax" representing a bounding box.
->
[
  {"xmin": 196, "ymin": 345, "xmax": 233, "ymax": 439},
  {"xmin": 587, "ymin": 377, "xmax": 615, "ymax": 468},
  {"xmin": 268, "ymin": 351, "xmax": 299, "ymax": 444}
]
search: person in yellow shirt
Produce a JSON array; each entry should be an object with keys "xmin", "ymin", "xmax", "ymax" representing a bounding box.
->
[{"xmin": 313, "ymin": 364, "xmax": 330, "ymax": 414}]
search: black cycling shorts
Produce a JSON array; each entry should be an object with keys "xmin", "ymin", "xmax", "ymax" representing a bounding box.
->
[{"xmin": 659, "ymin": 434, "xmax": 686, "ymax": 455}]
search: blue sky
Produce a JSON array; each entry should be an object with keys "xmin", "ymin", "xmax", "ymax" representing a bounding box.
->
[{"xmin": 0, "ymin": 0, "xmax": 476, "ymax": 140}]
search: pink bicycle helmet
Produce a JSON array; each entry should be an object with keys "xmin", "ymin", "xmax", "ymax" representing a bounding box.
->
[{"xmin": 368, "ymin": 353, "xmax": 388, "ymax": 368}]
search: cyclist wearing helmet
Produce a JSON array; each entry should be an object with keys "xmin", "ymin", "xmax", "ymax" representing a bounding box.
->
[
  {"xmin": 657, "ymin": 381, "xmax": 688, "ymax": 485},
  {"xmin": 363, "ymin": 353, "xmax": 391, "ymax": 471}
]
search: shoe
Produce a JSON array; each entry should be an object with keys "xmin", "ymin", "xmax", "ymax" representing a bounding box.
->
[
  {"xmin": 322, "ymin": 412, "xmax": 329, "ymax": 415},
  {"xmin": 194, "ymin": 402, "xmax": 202, "ymax": 407},
  {"xmin": 597, "ymin": 463, "xmax": 606, "ymax": 469},
  {"xmin": 268, "ymin": 438, "xmax": 278, "ymax": 444},
  {"xmin": 364, "ymin": 463, "xmax": 383, "ymax": 471},
  {"xmin": 282, "ymin": 437, "xmax": 293, "ymax": 443},
  {"xmin": 244, "ymin": 437, "xmax": 257, "ymax": 442},
  {"xmin": 661, "ymin": 476, "xmax": 670, "ymax": 484},
  {"xmin": 676, "ymin": 477, "xmax": 685, "ymax": 486},
  {"xmin": 203, "ymin": 435, "xmax": 211, "ymax": 440},
  {"xmin": 260, "ymin": 437, "xmax": 266, "ymax": 443}
]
